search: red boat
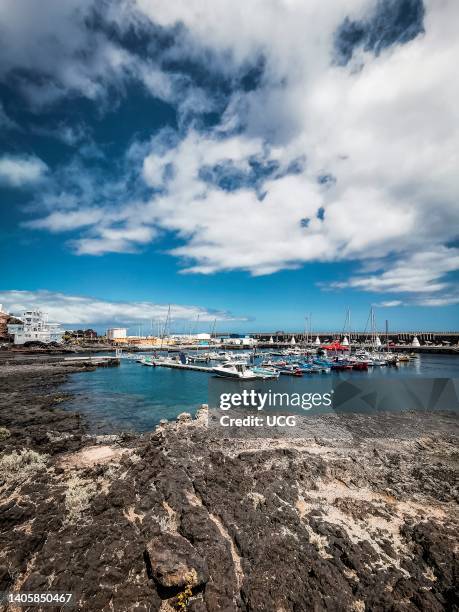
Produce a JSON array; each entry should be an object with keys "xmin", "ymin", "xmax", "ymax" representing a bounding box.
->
[
  {"xmin": 331, "ymin": 362, "xmax": 353, "ymax": 371},
  {"xmin": 352, "ymin": 362, "xmax": 368, "ymax": 371}
]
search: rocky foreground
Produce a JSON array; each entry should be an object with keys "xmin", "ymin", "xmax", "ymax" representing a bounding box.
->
[{"xmin": 0, "ymin": 363, "xmax": 458, "ymax": 611}]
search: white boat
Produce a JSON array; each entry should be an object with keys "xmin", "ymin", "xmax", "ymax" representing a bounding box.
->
[
  {"xmin": 251, "ymin": 366, "xmax": 280, "ymax": 379},
  {"xmin": 187, "ymin": 354, "xmax": 210, "ymax": 363},
  {"xmin": 369, "ymin": 355, "xmax": 387, "ymax": 366},
  {"xmin": 212, "ymin": 362, "xmax": 258, "ymax": 380},
  {"xmin": 206, "ymin": 351, "xmax": 225, "ymax": 360},
  {"xmin": 140, "ymin": 356, "xmax": 156, "ymax": 367}
]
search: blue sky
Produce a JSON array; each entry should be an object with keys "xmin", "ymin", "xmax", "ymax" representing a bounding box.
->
[{"xmin": 0, "ymin": 0, "xmax": 458, "ymax": 333}]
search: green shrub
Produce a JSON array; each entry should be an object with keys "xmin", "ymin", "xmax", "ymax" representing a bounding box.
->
[{"xmin": 0, "ymin": 427, "xmax": 11, "ymax": 441}]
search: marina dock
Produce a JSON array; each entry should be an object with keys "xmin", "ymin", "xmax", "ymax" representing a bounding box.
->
[{"xmin": 148, "ymin": 361, "xmax": 214, "ymax": 373}]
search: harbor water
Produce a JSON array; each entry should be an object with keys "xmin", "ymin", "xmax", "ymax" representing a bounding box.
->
[{"xmin": 62, "ymin": 353, "xmax": 459, "ymax": 433}]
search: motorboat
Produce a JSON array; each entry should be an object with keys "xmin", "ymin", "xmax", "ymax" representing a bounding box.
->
[
  {"xmin": 251, "ymin": 366, "xmax": 280, "ymax": 379},
  {"xmin": 261, "ymin": 359, "xmax": 287, "ymax": 367},
  {"xmin": 352, "ymin": 361, "xmax": 368, "ymax": 371},
  {"xmin": 291, "ymin": 362, "xmax": 322, "ymax": 374},
  {"xmin": 369, "ymin": 356, "xmax": 387, "ymax": 366},
  {"xmin": 277, "ymin": 365, "xmax": 303, "ymax": 377},
  {"xmin": 140, "ymin": 356, "xmax": 156, "ymax": 367},
  {"xmin": 187, "ymin": 353, "xmax": 210, "ymax": 363},
  {"xmin": 330, "ymin": 360, "xmax": 353, "ymax": 371},
  {"xmin": 212, "ymin": 362, "xmax": 258, "ymax": 380},
  {"xmin": 206, "ymin": 351, "xmax": 226, "ymax": 361}
]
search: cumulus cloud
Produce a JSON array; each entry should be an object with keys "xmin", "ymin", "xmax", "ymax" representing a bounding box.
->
[
  {"xmin": 7, "ymin": 0, "xmax": 459, "ymax": 305},
  {"xmin": 0, "ymin": 0, "xmax": 216, "ymax": 112},
  {"xmin": 329, "ymin": 248, "xmax": 459, "ymax": 294},
  {"xmin": 0, "ymin": 154, "xmax": 47, "ymax": 187},
  {"xmin": 0, "ymin": 290, "xmax": 245, "ymax": 326}
]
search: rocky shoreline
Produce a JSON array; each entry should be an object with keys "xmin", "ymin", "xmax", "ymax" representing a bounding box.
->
[{"xmin": 0, "ymin": 362, "xmax": 458, "ymax": 611}]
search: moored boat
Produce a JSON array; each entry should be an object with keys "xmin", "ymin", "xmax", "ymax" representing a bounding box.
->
[
  {"xmin": 140, "ymin": 356, "xmax": 156, "ymax": 367},
  {"xmin": 352, "ymin": 361, "xmax": 368, "ymax": 370},
  {"xmin": 212, "ymin": 362, "xmax": 258, "ymax": 380},
  {"xmin": 277, "ymin": 365, "xmax": 303, "ymax": 377},
  {"xmin": 251, "ymin": 366, "xmax": 280, "ymax": 379}
]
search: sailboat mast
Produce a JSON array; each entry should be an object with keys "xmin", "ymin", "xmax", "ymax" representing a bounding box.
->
[
  {"xmin": 371, "ymin": 307, "xmax": 377, "ymax": 350},
  {"xmin": 160, "ymin": 305, "xmax": 171, "ymax": 351},
  {"xmin": 195, "ymin": 314, "xmax": 200, "ymax": 352},
  {"xmin": 348, "ymin": 308, "xmax": 352, "ymax": 352}
]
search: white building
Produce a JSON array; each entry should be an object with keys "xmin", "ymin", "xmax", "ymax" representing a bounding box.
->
[
  {"xmin": 7, "ymin": 310, "xmax": 64, "ymax": 345},
  {"xmin": 241, "ymin": 336, "xmax": 257, "ymax": 346},
  {"xmin": 195, "ymin": 333, "xmax": 211, "ymax": 341},
  {"xmin": 107, "ymin": 328, "xmax": 127, "ymax": 340},
  {"xmin": 225, "ymin": 336, "xmax": 257, "ymax": 346}
]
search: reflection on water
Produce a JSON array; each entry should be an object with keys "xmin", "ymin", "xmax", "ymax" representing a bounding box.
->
[{"xmin": 62, "ymin": 353, "xmax": 458, "ymax": 433}]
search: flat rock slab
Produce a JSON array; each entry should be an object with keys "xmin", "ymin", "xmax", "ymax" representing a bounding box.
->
[
  {"xmin": 146, "ymin": 532, "xmax": 209, "ymax": 589},
  {"xmin": 58, "ymin": 445, "xmax": 123, "ymax": 469}
]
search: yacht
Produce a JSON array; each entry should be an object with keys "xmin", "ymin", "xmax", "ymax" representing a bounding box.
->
[{"xmin": 212, "ymin": 362, "xmax": 259, "ymax": 380}]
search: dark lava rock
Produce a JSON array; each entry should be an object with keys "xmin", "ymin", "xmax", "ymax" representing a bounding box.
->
[
  {"xmin": 2, "ymin": 362, "xmax": 459, "ymax": 611},
  {"xmin": 145, "ymin": 532, "xmax": 209, "ymax": 589}
]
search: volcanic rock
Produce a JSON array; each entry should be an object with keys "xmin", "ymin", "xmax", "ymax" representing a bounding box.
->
[{"xmin": 145, "ymin": 532, "xmax": 209, "ymax": 589}]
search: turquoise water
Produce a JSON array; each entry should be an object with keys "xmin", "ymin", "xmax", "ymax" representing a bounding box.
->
[{"xmin": 62, "ymin": 354, "xmax": 458, "ymax": 433}]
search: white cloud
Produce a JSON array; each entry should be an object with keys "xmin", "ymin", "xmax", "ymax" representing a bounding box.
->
[
  {"xmin": 374, "ymin": 300, "xmax": 403, "ymax": 308},
  {"xmin": 73, "ymin": 225, "xmax": 157, "ymax": 255},
  {"xmin": 0, "ymin": 290, "xmax": 245, "ymax": 326},
  {"xmin": 10, "ymin": 0, "xmax": 459, "ymax": 304},
  {"xmin": 24, "ymin": 209, "xmax": 105, "ymax": 232},
  {"xmin": 413, "ymin": 293, "xmax": 459, "ymax": 307},
  {"xmin": 0, "ymin": 0, "xmax": 111, "ymax": 105},
  {"xmin": 330, "ymin": 247, "xmax": 459, "ymax": 294},
  {"xmin": 374, "ymin": 293, "xmax": 459, "ymax": 307},
  {"xmin": 0, "ymin": 154, "xmax": 47, "ymax": 187},
  {"xmin": 0, "ymin": 0, "xmax": 213, "ymax": 112}
]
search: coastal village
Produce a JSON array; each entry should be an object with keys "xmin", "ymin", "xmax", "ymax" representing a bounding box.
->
[{"xmin": 1, "ymin": 304, "xmax": 458, "ymax": 352}]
